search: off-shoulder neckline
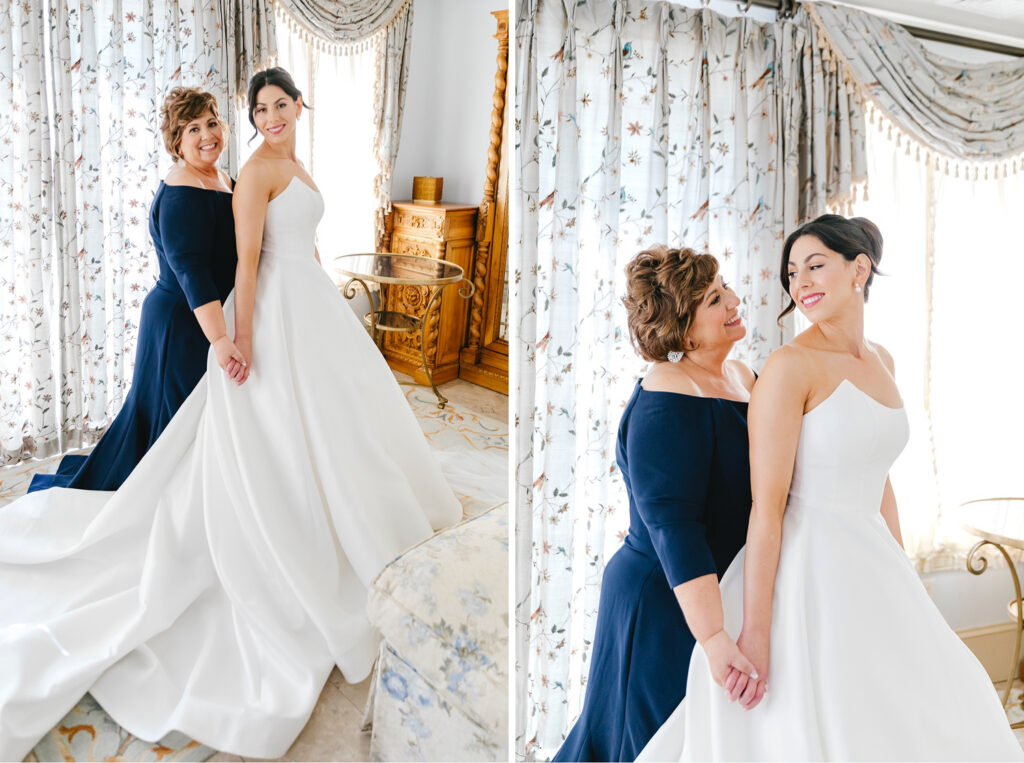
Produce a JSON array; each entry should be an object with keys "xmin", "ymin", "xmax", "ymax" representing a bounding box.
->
[
  {"xmin": 159, "ymin": 179, "xmax": 234, "ymax": 195},
  {"xmin": 635, "ymin": 378, "xmax": 749, "ymax": 406}
]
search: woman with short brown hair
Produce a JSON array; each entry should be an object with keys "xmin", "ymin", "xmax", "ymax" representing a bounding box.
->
[
  {"xmin": 29, "ymin": 86, "xmax": 244, "ymax": 491},
  {"xmin": 555, "ymin": 245, "xmax": 758, "ymax": 761}
]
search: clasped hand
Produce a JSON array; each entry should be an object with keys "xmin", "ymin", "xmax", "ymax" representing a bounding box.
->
[
  {"xmin": 213, "ymin": 336, "xmax": 251, "ymax": 385},
  {"xmin": 703, "ymin": 628, "xmax": 768, "ymax": 710}
]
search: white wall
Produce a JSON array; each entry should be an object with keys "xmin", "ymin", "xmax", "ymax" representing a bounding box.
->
[
  {"xmin": 922, "ymin": 564, "xmax": 1024, "ymax": 633},
  {"xmin": 392, "ymin": 0, "xmax": 507, "ymax": 207}
]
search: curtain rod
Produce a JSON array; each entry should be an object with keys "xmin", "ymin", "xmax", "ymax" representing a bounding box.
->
[{"xmin": 742, "ymin": 0, "xmax": 1024, "ymax": 57}]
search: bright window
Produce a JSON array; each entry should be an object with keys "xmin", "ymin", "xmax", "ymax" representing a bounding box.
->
[
  {"xmin": 237, "ymin": 15, "xmax": 379, "ymax": 265},
  {"xmin": 849, "ymin": 111, "xmax": 1024, "ymax": 567}
]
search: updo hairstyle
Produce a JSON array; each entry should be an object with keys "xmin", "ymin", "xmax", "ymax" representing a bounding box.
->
[
  {"xmin": 622, "ymin": 245, "xmax": 719, "ymax": 363},
  {"xmin": 778, "ymin": 214, "xmax": 883, "ymax": 321},
  {"xmin": 158, "ymin": 87, "xmax": 226, "ymax": 159}
]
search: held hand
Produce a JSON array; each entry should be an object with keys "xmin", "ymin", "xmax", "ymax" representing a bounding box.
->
[
  {"xmin": 233, "ymin": 336, "xmax": 252, "ymax": 384},
  {"xmin": 702, "ymin": 630, "xmax": 757, "ymax": 697},
  {"xmin": 731, "ymin": 627, "xmax": 770, "ymax": 710},
  {"xmin": 213, "ymin": 336, "xmax": 248, "ymax": 386}
]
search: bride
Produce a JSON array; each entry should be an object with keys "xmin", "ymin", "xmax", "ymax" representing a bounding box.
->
[
  {"xmin": 639, "ymin": 215, "xmax": 1023, "ymax": 761},
  {"xmin": 0, "ymin": 67, "xmax": 462, "ymax": 760}
]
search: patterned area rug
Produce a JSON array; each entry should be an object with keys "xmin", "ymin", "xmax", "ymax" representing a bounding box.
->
[{"xmin": 1, "ymin": 387, "xmax": 507, "ymax": 762}]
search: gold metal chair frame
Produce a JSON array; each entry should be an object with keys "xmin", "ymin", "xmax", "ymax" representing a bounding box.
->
[
  {"xmin": 961, "ymin": 496, "xmax": 1024, "ymax": 727},
  {"xmin": 335, "ymin": 253, "xmax": 475, "ymax": 409}
]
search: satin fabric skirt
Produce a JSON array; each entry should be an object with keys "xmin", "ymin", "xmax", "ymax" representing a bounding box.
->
[{"xmin": 0, "ymin": 252, "xmax": 462, "ymax": 759}]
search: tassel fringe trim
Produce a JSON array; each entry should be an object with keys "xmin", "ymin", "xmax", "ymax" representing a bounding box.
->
[{"xmin": 269, "ymin": 0, "xmax": 410, "ymax": 55}]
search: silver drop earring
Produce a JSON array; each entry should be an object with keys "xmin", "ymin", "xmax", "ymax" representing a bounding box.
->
[{"xmin": 667, "ymin": 351, "xmax": 683, "ymax": 363}]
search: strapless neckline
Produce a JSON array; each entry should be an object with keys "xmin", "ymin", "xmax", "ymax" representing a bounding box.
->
[
  {"xmin": 805, "ymin": 378, "xmax": 904, "ymax": 418},
  {"xmin": 270, "ymin": 175, "xmax": 320, "ymax": 205}
]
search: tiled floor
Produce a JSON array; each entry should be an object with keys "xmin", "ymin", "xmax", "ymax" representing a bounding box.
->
[{"xmin": 394, "ymin": 372, "xmax": 508, "ymax": 423}]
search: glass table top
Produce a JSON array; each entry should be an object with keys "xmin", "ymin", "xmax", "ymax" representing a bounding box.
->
[
  {"xmin": 957, "ymin": 498, "xmax": 1024, "ymax": 550},
  {"xmin": 334, "ymin": 253, "xmax": 465, "ymax": 285}
]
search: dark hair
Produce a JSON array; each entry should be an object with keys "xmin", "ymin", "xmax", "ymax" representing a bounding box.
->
[
  {"xmin": 778, "ymin": 214, "xmax": 883, "ymax": 322},
  {"xmin": 622, "ymin": 245, "xmax": 720, "ymax": 362},
  {"xmin": 158, "ymin": 87, "xmax": 227, "ymax": 158},
  {"xmin": 246, "ymin": 67, "xmax": 312, "ymax": 143}
]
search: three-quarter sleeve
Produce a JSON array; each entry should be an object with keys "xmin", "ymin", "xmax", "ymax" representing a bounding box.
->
[
  {"xmin": 625, "ymin": 399, "xmax": 718, "ymax": 588},
  {"xmin": 156, "ymin": 192, "xmax": 221, "ymax": 310}
]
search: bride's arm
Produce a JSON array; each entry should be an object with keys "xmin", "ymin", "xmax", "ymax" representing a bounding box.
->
[
  {"xmin": 734, "ymin": 345, "xmax": 809, "ymax": 708},
  {"xmin": 231, "ymin": 162, "xmax": 273, "ymax": 380},
  {"xmin": 674, "ymin": 575, "xmax": 757, "ymax": 688}
]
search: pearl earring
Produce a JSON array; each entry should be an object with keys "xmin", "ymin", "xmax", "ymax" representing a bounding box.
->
[{"xmin": 855, "ymin": 283, "xmax": 862, "ymax": 293}]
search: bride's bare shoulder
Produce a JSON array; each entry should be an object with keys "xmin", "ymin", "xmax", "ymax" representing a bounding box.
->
[
  {"xmin": 237, "ymin": 155, "xmax": 273, "ymax": 182},
  {"xmin": 757, "ymin": 343, "xmax": 816, "ymax": 391},
  {"xmin": 867, "ymin": 340, "xmax": 895, "ymax": 375},
  {"xmin": 234, "ymin": 156, "xmax": 279, "ymax": 200}
]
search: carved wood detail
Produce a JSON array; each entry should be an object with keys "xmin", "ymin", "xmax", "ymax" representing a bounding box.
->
[
  {"xmin": 379, "ymin": 203, "xmax": 478, "ymax": 385},
  {"xmin": 467, "ymin": 13, "xmax": 509, "ymax": 352},
  {"xmin": 458, "ymin": 10, "xmax": 509, "ymax": 395},
  {"xmin": 396, "ymin": 210, "xmax": 444, "ymax": 237}
]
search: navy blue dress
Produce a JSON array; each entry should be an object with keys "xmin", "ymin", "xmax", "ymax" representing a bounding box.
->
[
  {"xmin": 554, "ymin": 381, "xmax": 752, "ymax": 762},
  {"xmin": 29, "ymin": 182, "xmax": 237, "ymax": 492}
]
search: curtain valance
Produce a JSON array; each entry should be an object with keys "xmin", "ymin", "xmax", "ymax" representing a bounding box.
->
[
  {"xmin": 809, "ymin": 2, "xmax": 1024, "ymax": 162},
  {"xmin": 271, "ymin": 0, "xmax": 413, "ymax": 54}
]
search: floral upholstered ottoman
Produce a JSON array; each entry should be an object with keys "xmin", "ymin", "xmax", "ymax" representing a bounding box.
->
[{"xmin": 365, "ymin": 502, "xmax": 508, "ymax": 761}]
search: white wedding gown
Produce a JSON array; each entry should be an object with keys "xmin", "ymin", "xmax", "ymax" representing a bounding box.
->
[
  {"xmin": 0, "ymin": 177, "xmax": 463, "ymax": 760},
  {"xmin": 639, "ymin": 379, "xmax": 1024, "ymax": 761}
]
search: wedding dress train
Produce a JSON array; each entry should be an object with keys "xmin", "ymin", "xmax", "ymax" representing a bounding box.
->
[
  {"xmin": 638, "ymin": 379, "xmax": 1023, "ymax": 761},
  {"xmin": 0, "ymin": 177, "xmax": 463, "ymax": 759}
]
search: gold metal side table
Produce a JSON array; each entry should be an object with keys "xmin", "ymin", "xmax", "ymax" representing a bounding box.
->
[
  {"xmin": 334, "ymin": 253, "xmax": 474, "ymax": 409},
  {"xmin": 958, "ymin": 497, "xmax": 1024, "ymax": 728}
]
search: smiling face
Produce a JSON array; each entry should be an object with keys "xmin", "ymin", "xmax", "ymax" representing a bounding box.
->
[
  {"xmin": 252, "ymin": 84, "xmax": 302, "ymax": 145},
  {"xmin": 785, "ymin": 234, "xmax": 868, "ymax": 322},
  {"xmin": 686, "ymin": 274, "xmax": 745, "ymax": 350},
  {"xmin": 177, "ymin": 110, "xmax": 225, "ymax": 170}
]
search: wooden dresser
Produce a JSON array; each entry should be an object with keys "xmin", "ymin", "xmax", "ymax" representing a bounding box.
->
[{"xmin": 381, "ymin": 201, "xmax": 478, "ymax": 385}]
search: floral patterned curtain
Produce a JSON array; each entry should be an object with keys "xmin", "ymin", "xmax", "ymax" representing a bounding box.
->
[
  {"xmin": 514, "ymin": 1, "xmax": 865, "ymax": 758},
  {"xmin": 220, "ymin": 0, "xmax": 278, "ymax": 173},
  {"xmin": 0, "ymin": 1, "xmax": 52, "ymax": 463},
  {"xmin": 810, "ymin": 3, "xmax": 1024, "ymax": 162},
  {"xmin": 224, "ymin": 0, "xmax": 278, "ymax": 96},
  {"xmin": 0, "ymin": 0, "xmax": 228, "ymax": 464}
]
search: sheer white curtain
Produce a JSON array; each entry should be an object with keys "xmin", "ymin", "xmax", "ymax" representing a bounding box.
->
[
  {"xmin": 237, "ymin": 16, "xmax": 378, "ymax": 262},
  {"xmin": 850, "ymin": 108, "xmax": 1024, "ymax": 570}
]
